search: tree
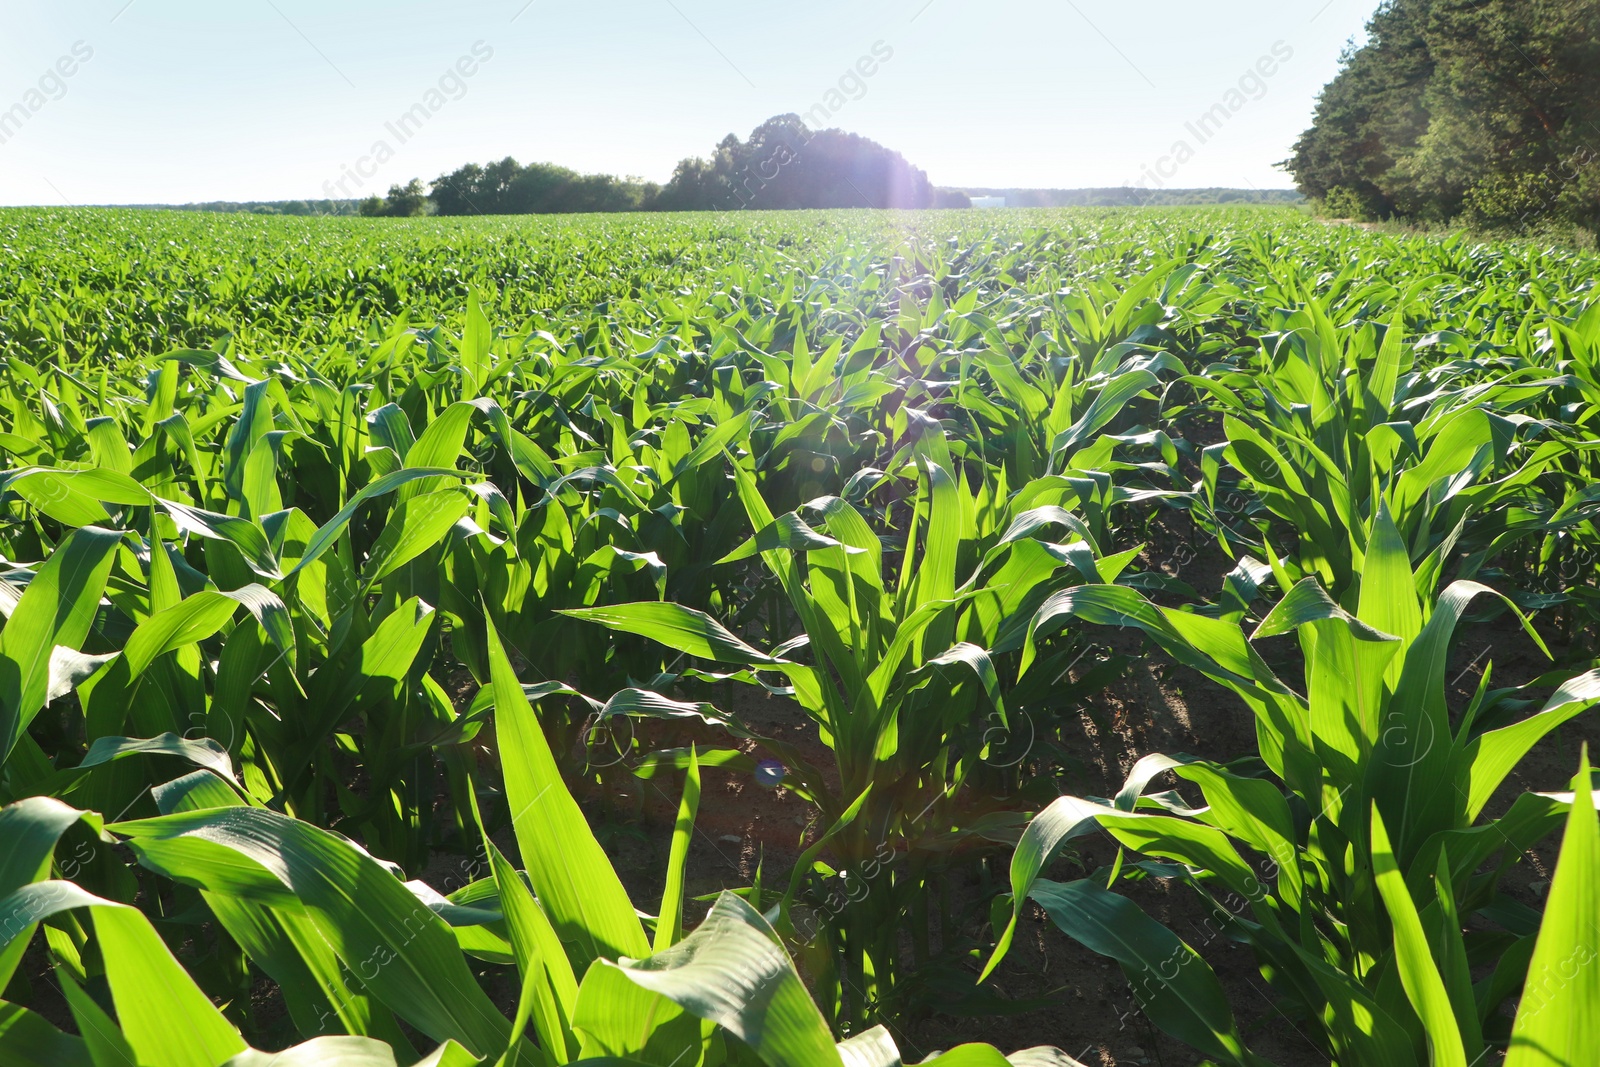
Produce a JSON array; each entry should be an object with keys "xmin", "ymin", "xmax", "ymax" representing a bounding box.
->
[
  {"xmin": 384, "ymin": 179, "xmax": 429, "ymax": 217},
  {"xmin": 425, "ymin": 119, "xmax": 945, "ymax": 216},
  {"xmin": 653, "ymin": 115, "xmax": 939, "ymax": 211},
  {"xmin": 430, "ymin": 159, "xmax": 656, "ymax": 216},
  {"xmin": 1284, "ymin": 0, "xmax": 1600, "ymax": 232},
  {"xmin": 359, "ymin": 179, "xmax": 430, "ymax": 218}
]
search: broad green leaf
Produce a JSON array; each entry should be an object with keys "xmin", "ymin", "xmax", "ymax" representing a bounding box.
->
[
  {"xmin": 485, "ymin": 614, "xmax": 649, "ymax": 967},
  {"xmin": 111, "ymin": 808, "xmax": 511, "ymax": 1057},
  {"xmin": 0, "ymin": 881, "xmax": 246, "ymax": 1067},
  {"xmin": 3, "ymin": 468, "xmax": 149, "ymax": 526},
  {"xmin": 1369, "ymin": 808, "xmax": 1467, "ymax": 1067},
  {"xmin": 0, "ymin": 1001, "xmax": 91, "ymax": 1067},
  {"xmin": 1028, "ymin": 879, "xmax": 1259, "ymax": 1066},
  {"xmin": 655, "ymin": 745, "xmax": 700, "ymax": 952},
  {"xmin": 361, "ymin": 488, "xmax": 471, "ymax": 586},
  {"xmin": 59, "ymin": 969, "xmax": 138, "ymax": 1067},
  {"xmin": 159, "ymin": 500, "xmax": 282, "ymax": 580},
  {"xmin": 480, "ymin": 823, "xmax": 579, "ymax": 1064},
  {"xmin": 1464, "ymin": 670, "xmax": 1600, "ymax": 820},
  {"xmin": 717, "ymin": 512, "xmax": 856, "ymax": 566},
  {"xmin": 285, "ymin": 467, "xmax": 473, "ymax": 579},
  {"xmin": 221, "ymin": 1036, "xmax": 482, "ymax": 1066},
  {"xmin": 559, "ymin": 603, "xmax": 781, "ymax": 666},
  {"xmin": 606, "ymin": 892, "xmax": 843, "ymax": 1067},
  {"xmin": 980, "ymin": 794, "xmax": 1107, "ymax": 981},
  {"xmin": 1505, "ymin": 756, "xmax": 1600, "ymax": 1067},
  {"xmin": 0, "ymin": 527, "xmax": 123, "ymax": 760},
  {"xmin": 75, "ymin": 733, "xmax": 235, "ymax": 782}
]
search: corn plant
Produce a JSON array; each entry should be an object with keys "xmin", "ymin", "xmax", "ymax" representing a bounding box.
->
[
  {"xmin": 562, "ymin": 423, "xmax": 1141, "ymax": 1031},
  {"xmin": 0, "ymin": 606, "xmax": 1075, "ymax": 1066},
  {"xmin": 984, "ymin": 507, "xmax": 1600, "ymax": 1064}
]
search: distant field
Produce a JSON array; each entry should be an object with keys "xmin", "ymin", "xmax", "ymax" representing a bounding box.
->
[
  {"xmin": 1, "ymin": 204, "xmax": 1597, "ymax": 1067},
  {"xmin": 2, "ymin": 204, "xmax": 1312, "ymax": 363}
]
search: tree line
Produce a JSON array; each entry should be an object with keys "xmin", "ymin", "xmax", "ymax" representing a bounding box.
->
[
  {"xmin": 960, "ymin": 187, "xmax": 1302, "ymax": 208},
  {"xmin": 1285, "ymin": 0, "xmax": 1600, "ymax": 235},
  {"xmin": 362, "ymin": 114, "xmax": 965, "ymax": 216}
]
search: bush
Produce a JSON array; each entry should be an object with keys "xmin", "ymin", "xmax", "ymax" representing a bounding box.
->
[{"xmin": 1320, "ymin": 185, "xmax": 1382, "ymax": 220}]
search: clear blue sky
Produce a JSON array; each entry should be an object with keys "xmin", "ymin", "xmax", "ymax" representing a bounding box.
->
[{"xmin": 0, "ymin": 1, "xmax": 1375, "ymax": 206}]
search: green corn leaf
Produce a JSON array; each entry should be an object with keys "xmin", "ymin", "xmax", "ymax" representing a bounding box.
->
[
  {"xmin": 469, "ymin": 778, "xmax": 578, "ymax": 1065},
  {"xmin": 0, "ymin": 526, "xmax": 123, "ymax": 760},
  {"xmin": 80, "ymin": 585, "xmax": 293, "ymax": 741},
  {"xmin": 110, "ymin": 808, "xmax": 512, "ymax": 1057},
  {"xmin": 1050, "ymin": 369, "xmax": 1159, "ymax": 459},
  {"xmin": 911, "ymin": 456, "xmax": 961, "ymax": 610},
  {"xmin": 605, "ymin": 891, "xmax": 844, "ymax": 1067},
  {"xmin": 1366, "ymin": 581, "xmax": 1542, "ymax": 862},
  {"xmin": 2, "ymin": 468, "xmax": 149, "ymax": 527},
  {"xmin": 484, "ymin": 613, "xmax": 649, "ymax": 968},
  {"xmin": 158, "ymin": 500, "xmax": 281, "ymax": 581},
  {"xmin": 153, "ymin": 772, "xmax": 414, "ymax": 1051},
  {"xmin": 75, "ymin": 733, "xmax": 236, "ymax": 782},
  {"xmin": 559, "ymin": 603, "xmax": 781, "ymax": 666},
  {"xmin": 0, "ymin": 881, "xmax": 247, "ymax": 1067},
  {"xmin": 366, "ymin": 403, "xmax": 417, "ymax": 460},
  {"xmin": 834, "ymin": 1026, "xmax": 902, "ymax": 1067},
  {"xmin": 161, "ymin": 347, "xmax": 254, "ymax": 384},
  {"xmin": 1464, "ymin": 670, "xmax": 1600, "ymax": 820},
  {"xmin": 1173, "ymin": 762, "xmax": 1304, "ymax": 906},
  {"xmin": 462, "ymin": 291, "xmax": 493, "ymax": 398},
  {"xmin": 58, "ymin": 969, "xmax": 138, "ymax": 1067},
  {"xmin": 655, "ymin": 745, "xmax": 700, "ymax": 952},
  {"xmin": 1366, "ymin": 306, "xmax": 1406, "ymax": 421},
  {"xmin": 917, "ymin": 643, "xmax": 1007, "ymax": 728},
  {"xmin": 361, "ymin": 488, "xmax": 471, "ymax": 587},
  {"xmin": 130, "ymin": 585, "xmax": 291, "ymax": 677},
  {"xmin": 0, "ymin": 797, "xmax": 103, "ymax": 992},
  {"xmin": 0, "ymin": 1000, "xmax": 92, "ymax": 1067},
  {"xmin": 46, "ymin": 646, "xmax": 118, "ymax": 704},
  {"xmin": 919, "ymin": 1047, "xmax": 1087, "ymax": 1066},
  {"xmin": 1424, "ymin": 849, "xmax": 1481, "ymax": 1062},
  {"xmin": 1027, "ymin": 879, "xmax": 1262, "ymax": 1067},
  {"xmin": 716, "ymin": 512, "xmax": 856, "ymax": 566},
  {"xmin": 979, "ymin": 794, "xmax": 1107, "ymax": 981},
  {"xmin": 285, "ymin": 467, "xmax": 473, "ymax": 580},
  {"xmin": 568, "ymin": 963, "xmax": 699, "ymax": 1065},
  {"xmin": 667, "ymin": 409, "xmax": 751, "ymax": 483},
  {"xmin": 221, "ymin": 1036, "xmax": 482, "ymax": 1067},
  {"xmin": 401, "ymin": 400, "xmax": 495, "ymax": 499},
  {"xmin": 0, "ymin": 796, "xmax": 99, "ymax": 897},
  {"xmin": 482, "ymin": 830, "xmax": 578, "ymax": 1065},
  {"xmin": 1251, "ymin": 576, "xmax": 1398, "ymax": 644},
  {"xmin": 1505, "ymin": 754, "xmax": 1600, "ymax": 1067},
  {"xmin": 1356, "ymin": 502, "xmax": 1422, "ymax": 674},
  {"xmin": 1369, "ymin": 807, "xmax": 1466, "ymax": 1067}
]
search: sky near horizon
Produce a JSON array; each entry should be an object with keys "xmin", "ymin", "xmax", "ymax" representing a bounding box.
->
[{"xmin": 0, "ymin": 1, "xmax": 1374, "ymax": 207}]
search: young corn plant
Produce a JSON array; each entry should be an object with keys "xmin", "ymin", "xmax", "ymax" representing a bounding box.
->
[
  {"xmin": 564, "ymin": 426, "xmax": 1139, "ymax": 1031},
  {"xmin": 0, "ymin": 608, "xmax": 1074, "ymax": 1067},
  {"xmin": 1187, "ymin": 295, "xmax": 1584, "ymax": 605},
  {"xmin": 983, "ymin": 504, "xmax": 1600, "ymax": 1065}
]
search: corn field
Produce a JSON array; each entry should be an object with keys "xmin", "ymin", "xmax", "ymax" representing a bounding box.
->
[{"xmin": 0, "ymin": 205, "xmax": 1596, "ymax": 1067}]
